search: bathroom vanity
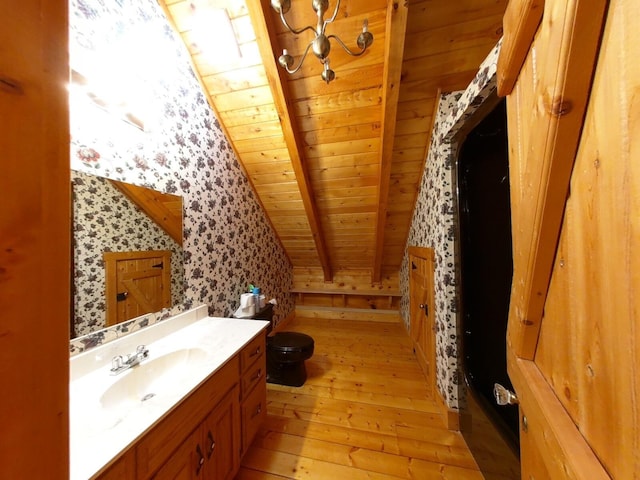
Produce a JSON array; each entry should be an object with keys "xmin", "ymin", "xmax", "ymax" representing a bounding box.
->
[{"xmin": 70, "ymin": 306, "xmax": 268, "ymax": 479}]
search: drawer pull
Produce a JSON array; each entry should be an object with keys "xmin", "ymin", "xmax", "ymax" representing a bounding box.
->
[
  {"xmin": 252, "ymin": 404, "xmax": 262, "ymax": 419},
  {"xmin": 249, "ymin": 346, "xmax": 261, "ymax": 357},
  {"xmin": 255, "ymin": 369, "xmax": 262, "ymax": 380},
  {"xmin": 206, "ymin": 430, "xmax": 216, "ymax": 459},
  {"xmin": 195, "ymin": 444, "xmax": 205, "ymax": 474}
]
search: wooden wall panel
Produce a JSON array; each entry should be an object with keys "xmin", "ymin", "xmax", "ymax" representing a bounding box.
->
[
  {"xmin": 535, "ymin": 1, "xmax": 640, "ymax": 476},
  {"xmin": 496, "ymin": 0, "xmax": 543, "ymax": 95},
  {"xmin": 292, "ymin": 268, "xmax": 399, "ymax": 294},
  {"xmin": 0, "ymin": 1, "xmax": 70, "ymax": 478},
  {"xmin": 509, "ymin": 354, "xmax": 609, "ymax": 479},
  {"xmin": 533, "ymin": 230, "xmax": 579, "ymax": 420},
  {"xmin": 503, "ymin": 0, "xmax": 640, "ymax": 476},
  {"xmin": 506, "ymin": 0, "xmax": 607, "ymax": 359}
]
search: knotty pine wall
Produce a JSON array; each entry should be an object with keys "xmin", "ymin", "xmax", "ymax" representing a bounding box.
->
[
  {"xmin": 527, "ymin": 1, "xmax": 639, "ymax": 476},
  {"xmin": 1, "ymin": 1, "xmax": 70, "ymax": 478}
]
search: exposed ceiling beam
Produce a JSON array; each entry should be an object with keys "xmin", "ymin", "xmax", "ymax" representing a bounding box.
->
[
  {"xmin": 372, "ymin": 0, "xmax": 408, "ymax": 283},
  {"xmin": 246, "ymin": 0, "xmax": 333, "ymax": 282}
]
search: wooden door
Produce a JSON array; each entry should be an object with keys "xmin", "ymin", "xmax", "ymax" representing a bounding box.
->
[
  {"xmin": 104, "ymin": 250, "xmax": 171, "ymax": 326},
  {"xmin": 408, "ymin": 246, "xmax": 435, "ymax": 395},
  {"xmin": 203, "ymin": 389, "xmax": 240, "ymax": 480},
  {"xmin": 499, "ymin": 0, "xmax": 638, "ymax": 477}
]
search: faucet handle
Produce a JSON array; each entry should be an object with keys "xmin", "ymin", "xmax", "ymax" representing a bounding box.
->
[
  {"xmin": 136, "ymin": 345, "xmax": 149, "ymax": 358},
  {"xmin": 111, "ymin": 355, "xmax": 124, "ymax": 372}
]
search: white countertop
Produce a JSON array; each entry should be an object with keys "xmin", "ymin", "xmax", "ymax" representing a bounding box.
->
[{"xmin": 69, "ymin": 308, "xmax": 268, "ymax": 480}]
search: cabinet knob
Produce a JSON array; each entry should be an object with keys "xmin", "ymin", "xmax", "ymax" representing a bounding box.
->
[
  {"xmin": 207, "ymin": 431, "xmax": 216, "ymax": 459},
  {"xmin": 195, "ymin": 444, "xmax": 205, "ymax": 475},
  {"xmin": 252, "ymin": 404, "xmax": 262, "ymax": 419}
]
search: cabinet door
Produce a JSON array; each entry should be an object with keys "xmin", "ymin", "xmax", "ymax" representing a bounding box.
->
[
  {"xmin": 152, "ymin": 427, "xmax": 204, "ymax": 480},
  {"xmin": 202, "ymin": 387, "xmax": 241, "ymax": 480},
  {"xmin": 408, "ymin": 247, "xmax": 435, "ymax": 394}
]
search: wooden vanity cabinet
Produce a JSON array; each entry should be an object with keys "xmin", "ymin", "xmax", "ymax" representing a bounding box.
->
[{"xmin": 93, "ymin": 330, "xmax": 268, "ymax": 480}]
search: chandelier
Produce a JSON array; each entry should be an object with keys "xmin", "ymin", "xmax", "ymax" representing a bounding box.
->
[{"xmin": 270, "ymin": 0, "xmax": 374, "ymax": 83}]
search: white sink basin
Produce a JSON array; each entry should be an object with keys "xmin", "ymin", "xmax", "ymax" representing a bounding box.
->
[{"xmin": 100, "ymin": 348, "xmax": 208, "ymax": 411}]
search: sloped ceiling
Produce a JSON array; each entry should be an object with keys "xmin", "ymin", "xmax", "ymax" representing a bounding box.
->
[{"xmin": 159, "ymin": 0, "xmax": 505, "ymax": 287}]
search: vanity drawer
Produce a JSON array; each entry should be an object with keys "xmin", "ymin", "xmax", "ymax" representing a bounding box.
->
[
  {"xmin": 241, "ymin": 355, "xmax": 265, "ymax": 398},
  {"xmin": 241, "ymin": 377, "xmax": 267, "ymax": 453},
  {"xmin": 240, "ymin": 333, "xmax": 265, "ymax": 372}
]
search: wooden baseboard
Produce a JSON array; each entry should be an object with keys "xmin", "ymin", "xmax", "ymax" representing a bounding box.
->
[
  {"xmin": 403, "ymin": 319, "xmax": 462, "ymax": 431},
  {"xmin": 295, "ymin": 305, "xmax": 400, "ymax": 323}
]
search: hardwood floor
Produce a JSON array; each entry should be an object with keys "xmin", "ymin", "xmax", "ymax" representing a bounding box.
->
[{"xmin": 236, "ymin": 314, "xmax": 519, "ymax": 479}]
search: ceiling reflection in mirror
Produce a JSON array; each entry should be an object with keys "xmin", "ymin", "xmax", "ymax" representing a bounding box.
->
[{"xmin": 71, "ymin": 170, "xmax": 184, "ymax": 338}]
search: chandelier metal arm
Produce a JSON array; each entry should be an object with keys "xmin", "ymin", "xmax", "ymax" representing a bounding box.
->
[
  {"xmin": 278, "ymin": 8, "xmax": 317, "ymax": 35},
  {"xmin": 281, "ymin": 41, "xmax": 315, "ymax": 74},
  {"xmin": 327, "ymin": 34, "xmax": 368, "ymax": 57},
  {"xmin": 322, "ymin": 0, "xmax": 341, "ymax": 32}
]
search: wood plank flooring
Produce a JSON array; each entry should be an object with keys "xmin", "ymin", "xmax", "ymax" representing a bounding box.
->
[{"xmin": 236, "ymin": 314, "xmax": 520, "ymax": 479}]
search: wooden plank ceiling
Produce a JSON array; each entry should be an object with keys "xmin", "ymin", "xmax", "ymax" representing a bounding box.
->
[{"xmin": 159, "ymin": 0, "xmax": 505, "ymax": 287}]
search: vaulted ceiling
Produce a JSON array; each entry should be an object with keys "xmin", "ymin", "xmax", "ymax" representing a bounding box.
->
[{"xmin": 159, "ymin": 0, "xmax": 505, "ymax": 286}]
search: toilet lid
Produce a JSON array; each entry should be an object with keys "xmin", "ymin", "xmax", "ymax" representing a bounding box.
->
[{"xmin": 269, "ymin": 332, "xmax": 314, "ymax": 353}]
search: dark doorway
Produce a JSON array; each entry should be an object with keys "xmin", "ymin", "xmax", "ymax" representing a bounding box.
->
[{"xmin": 457, "ymin": 97, "xmax": 519, "ymax": 452}]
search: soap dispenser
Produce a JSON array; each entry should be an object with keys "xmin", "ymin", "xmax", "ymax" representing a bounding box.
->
[{"xmin": 252, "ymin": 286, "xmax": 261, "ymax": 314}]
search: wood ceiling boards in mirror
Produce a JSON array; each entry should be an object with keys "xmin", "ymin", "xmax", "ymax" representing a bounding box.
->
[{"xmin": 159, "ymin": 0, "xmax": 505, "ymax": 286}]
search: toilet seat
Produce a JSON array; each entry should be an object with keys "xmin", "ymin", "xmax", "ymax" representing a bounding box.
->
[{"xmin": 268, "ymin": 332, "xmax": 314, "ymax": 353}]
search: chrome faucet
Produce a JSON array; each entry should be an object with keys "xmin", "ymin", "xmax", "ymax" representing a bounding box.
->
[{"xmin": 110, "ymin": 345, "xmax": 149, "ymax": 375}]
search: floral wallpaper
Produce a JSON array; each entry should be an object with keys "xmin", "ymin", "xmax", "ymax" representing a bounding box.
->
[
  {"xmin": 69, "ymin": 0, "xmax": 294, "ymax": 354},
  {"xmin": 400, "ymin": 41, "xmax": 502, "ymax": 410}
]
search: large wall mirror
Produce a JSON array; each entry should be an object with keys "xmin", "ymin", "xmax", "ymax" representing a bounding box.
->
[{"xmin": 71, "ymin": 170, "xmax": 185, "ymax": 338}]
